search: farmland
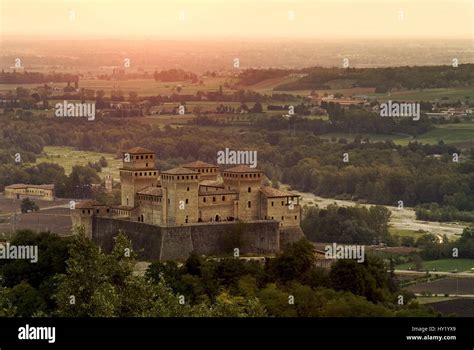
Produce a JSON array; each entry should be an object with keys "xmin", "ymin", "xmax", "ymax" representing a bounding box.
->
[
  {"xmin": 396, "ymin": 259, "xmax": 474, "ymax": 273},
  {"xmin": 27, "ymin": 146, "xmax": 121, "ymax": 180}
]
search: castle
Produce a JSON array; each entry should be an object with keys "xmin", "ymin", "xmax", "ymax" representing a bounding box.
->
[{"xmin": 72, "ymin": 147, "xmax": 304, "ymax": 260}]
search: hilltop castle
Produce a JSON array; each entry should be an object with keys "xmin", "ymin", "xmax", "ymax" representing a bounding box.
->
[{"xmin": 72, "ymin": 147, "xmax": 304, "ymax": 260}]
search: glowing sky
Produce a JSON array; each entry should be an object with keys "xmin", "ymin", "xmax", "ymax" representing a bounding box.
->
[{"xmin": 1, "ymin": 0, "xmax": 472, "ymax": 39}]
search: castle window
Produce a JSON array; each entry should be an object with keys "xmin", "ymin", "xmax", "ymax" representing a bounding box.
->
[
  {"xmin": 96, "ymin": 209, "xmax": 99, "ymax": 213},
  {"xmin": 248, "ymin": 201, "xmax": 251, "ymax": 208},
  {"xmin": 213, "ymin": 197, "xmax": 216, "ymax": 202},
  {"xmin": 141, "ymin": 155, "xmax": 144, "ymax": 159},
  {"xmin": 241, "ymin": 174, "xmax": 243, "ymax": 178},
  {"xmin": 258, "ymin": 174, "xmax": 261, "ymax": 178},
  {"xmin": 145, "ymin": 155, "xmax": 148, "ymax": 159},
  {"xmin": 140, "ymin": 172, "xmax": 142, "ymax": 176},
  {"xmin": 150, "ymin": 155, "xmax": 153, "ymax": 159},
  {"xmin": 87, "ymin": 210, "xmax": 90, "ymax": 214},
  {"xmin": 271, "ymin": 201, "xmax": 274, "ymax": 206},
  {"xmin": 245, "ymin": 174, "xmax": 248, "ymax": 178},
  {"xmin": 107, "ymin": 209, "xmax": 110, "ymax": 213},
  {"xmin": 281, "ymin": 201, "xmax": 284, "ymax": 206},
  {"xmin": 295, "ymin": 216, "xmax": 298, "ymax": 220},
  {"xmin": 282, "ymin": 216, "xmax": 284, "ymax": 220},
  {"xmin": 271, "ymin": 216, "xmax": 274, "ymax": 220},
  {"xmin": 82, "ymin": 210, "xmax": 85, "ymax": 214},
  {"xmin": 248, "ymin": 187, "xmax": 251, "ymax": 193},
  {"xmin": 186, "ymin": 199, "xmax": 189, "ymax": 204},
  {"xmin": 203, "ymin": 197, "xmax": 206, "ymax": 203},
  {"xmin": 186, "ymin": 176, "xmax": 189, "ymax": 180},
  {"xmin": 146, "ymin": 163, "xmax": 148, "ymax": 167},
  {"xmin": 154, "ymin": 172, "xmax": 157, "ymax": 175},
  {"xmin": 187, "ymin": 187, "xmax": 189, "ymax": 191},
  {"xmin": 222, "ymin": 196, "xmax": 225, "ymax": 201}
]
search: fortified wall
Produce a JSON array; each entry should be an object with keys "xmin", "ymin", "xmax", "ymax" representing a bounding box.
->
[{"xmin": 91, "ymin": 217, "xmax": 300, "ymax": 260}]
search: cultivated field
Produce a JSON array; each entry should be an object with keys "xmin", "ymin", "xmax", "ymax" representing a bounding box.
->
[
  {"xmin": 319, "ymin": 121, "xmax": 474, "ymax": 147},
  {"xmin": 406, "ymin": 277, "xmax": 474, "ymax": 295},
  {"xmin": 0, "ymin": 197, "xmax": 72, "ymax": 236},
  {"xmin": 397, "ymin": 259, "xmax": 474, "ymax": 273},
  {"xmin": 28, "ymin": 146, "xmax": 122, "ymax": 180},
  {"xmin": 368, "ymin": 87, "xmax": 474, "ymax": 102},
  {"xmin": 420, "ymin": 298, "xmax": 474, "ymax": 317}
]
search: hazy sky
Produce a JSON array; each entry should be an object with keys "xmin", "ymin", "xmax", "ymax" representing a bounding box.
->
[{"xmin": 1, "ymin": 0, "xmax": 473, "ymax": 39}]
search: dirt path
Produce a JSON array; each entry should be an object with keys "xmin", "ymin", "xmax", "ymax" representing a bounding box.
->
[{"xmin": 281, "ymin": 185, "xmax": 465, "ymax": 239}]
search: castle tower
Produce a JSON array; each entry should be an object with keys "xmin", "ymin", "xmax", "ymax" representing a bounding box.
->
[
  {"xmin": 222, "ymin": 165, "xmax": 263, "ymax": 221},
  {"xmin": 120, "ymin": 147, "xmax": 159, "ymax": 208},
  {"xmin": 161, "ymin": 167, "xmax": 200, "ymax": 226},
  {"xmin": 105, "ymin": 175, "xmax": 113, "ymax": 192},
  {"xmin": 181, "ymin": 161, "xmax": 219, "ymax": 181},
  {"xmin": 70, "ymin": 200, "xmax": 108, "ymax": 239}
]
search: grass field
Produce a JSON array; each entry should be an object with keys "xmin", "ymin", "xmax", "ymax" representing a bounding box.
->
[
  {"xmin": 389, "ymin": 228, "xmax": 425, "ymax": 239},
  {"xmin": 318, "ymin": 121, "xmax": 474, "ymax": 147},
  {"xmin": 397, "ymin": 259, "xmax": 474, "ymax": 272},
  {"xmin": 27, "ymin": 146, "xmax": 121, "ymax": 180},
  {"xmin": 0, "ymin": 77, "xmax": 233, "ymax": 96},
  {"xmin": 368, "ymin": 88, "xmax": 474, "ymax": 102}
]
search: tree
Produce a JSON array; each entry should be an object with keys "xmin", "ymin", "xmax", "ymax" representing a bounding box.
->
[
  {"xmin": 20, "ymin": 198, "xmax": 38, "ymax": 213},
  {"xmin": 368, "ymin": 205, "xmax": 391, "ymax": 242},
  {"xmin": 268, "ymin": 239, "xmax": 316, "ymax": 282},
  {"xmin": 7, "ymin": 282, "xmax": 46, "ymax": 317}
]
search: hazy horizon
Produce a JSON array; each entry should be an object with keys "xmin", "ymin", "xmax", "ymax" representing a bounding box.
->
[{"xmin": 1, "ymin": 0, "xmax": 472, "ymax": 40}]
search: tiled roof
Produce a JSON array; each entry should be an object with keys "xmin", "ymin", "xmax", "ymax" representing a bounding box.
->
[
  {"xmin": 6, "ymin": 184, "xmax": 55, "ymax": 190},
  {"xmin": 161, "ymin": 167, "xmax": 199, "ymax": 175},
  {"xmin": 137, "ymin": 186, "xmax": 162, "ymax": 196},
  {"xmin": 199, "ymin": 180, "xmax": 224, "ymax": 187},
  {"xmin": 223, "ymin": 165, "xmax": 261, "ymax": 173},
  {"xmin": 111, "ymin": 205, "xmax": 136, "ymax": 211},
  {"xmin": 126, "ymin": 147, "xmax": 154, "ymax": 154},
  {"xmin": 181, "ymin": 160, "xmax": 219, "ymax": 168},
  {"xmin": 74, "ymin": 200, "xmax": 104, "ymax": 209}
]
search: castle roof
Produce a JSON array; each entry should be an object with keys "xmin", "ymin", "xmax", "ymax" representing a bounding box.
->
[
  {"xmin": 126, "ymin": 147, "xmax": 154, "ymax": 154},
  {"xmin": 260, "ymin": 186, "xmax": 300, "ymax": 198},
  {"xmin": 111, "ymin": 205, "xmax": 136, "ymax": 211},
  {"xmin": 223, "ymin": 165, "xmax": 261, "ymax": 173},
  {"xmin": 74, "ymin": 200, "xmax": 104, "ymax": 208},
  {"xmin": 137, "ymin": 186, "xmax": 162, "ymax": 196},
  {"xmin": 199, "ymin": 180, "xmax": 224, "ymax": 187},
  {"xmin": 181, "ymin": 160, "xmax": 219, "ymax": 169},
  {"xmin": 161, "ymin": 167, "xmax": 199, "ymax": 175},
  {"xmin": 6, "ymin": 184, "xmax": 54, "ymax": 190}
]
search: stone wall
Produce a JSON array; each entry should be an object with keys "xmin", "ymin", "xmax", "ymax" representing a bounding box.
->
[{"xmin": 92, "ymin": 217, "xmax": 281, "ymax": 261}]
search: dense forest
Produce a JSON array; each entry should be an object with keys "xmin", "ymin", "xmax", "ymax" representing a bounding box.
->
[
  {"xmin": 270, "ymin": 64, "xmax": 474, "ymax": 91},
  {"xmin": 0, "ymin": 228, "xmax": 438, "ymax": 317},
  {"xmin": 0, "ymin": 113, "xmax": 473, "ymax": 214}
]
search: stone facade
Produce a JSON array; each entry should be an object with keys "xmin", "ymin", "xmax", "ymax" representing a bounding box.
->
[
  {"xmin": 4, "ymin": 184, "xmax": 55, "ymax": 201},
  {"xmin": 71, "ymin": 147, "xmax": 305, "ymax": 259}
]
